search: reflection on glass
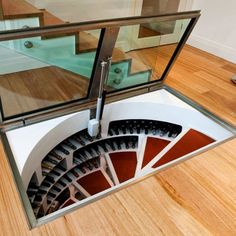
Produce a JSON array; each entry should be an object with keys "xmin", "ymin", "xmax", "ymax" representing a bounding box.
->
[
  {"xmin": 106, "ymin": 18, "xmax": 191, "ymax": 92},
  {"xmin": 138, "ymin": 21, "xmax": 176, "ymax": 38},
  {"xmin": 139, "ymin": 0, "xmax": 180, "ymax": 38},
  {"xmin": 0, "ymin": 0, "xmax": 182, "ymax": 32},
  {"xmin": 0, "ymin": 29, "xmax": 101, "ymax": 118},
  {"xmin": 141, "ymin": 0, "xmax": 180, "ymax": 16}
]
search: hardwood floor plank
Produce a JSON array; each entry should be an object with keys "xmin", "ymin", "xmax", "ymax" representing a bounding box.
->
[
  {"xmin": 0, "ymin": 66, "xmax": 89, "ymax": 118},
  {"xmin": 1, "ymin": 0, "xmax": 42, "ymax": 19},
  {"xmin": 40, "ymin": 9, "xmax": 64, "ymax": 26}
]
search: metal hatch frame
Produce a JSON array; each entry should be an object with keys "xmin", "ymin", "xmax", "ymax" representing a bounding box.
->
[
  {"xmin": 0, "ymin": 10, "xmax": 236, "ymax": 228},
  {"xmin": 1, "ymin": 85, "xmax": 235, "ymax": 228},
  {"xmin": 0, "ymin": 11, "xmax": 200, "ymax": 129}
]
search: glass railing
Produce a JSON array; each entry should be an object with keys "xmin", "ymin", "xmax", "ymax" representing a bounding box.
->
[
  {"xmin": 0, "ymin": 29, "xmax": 101, "ymax": 118},
  {"xmin": 0, "ymin": 10, "xmax": 199, "ymax": 124},
  {"xmin": 106, "ymin": 18, "xmax": 191, "ymax": 92},
  {"xmin": 0, "ymin": 0, "xmax": 187, "ymax": 32}
]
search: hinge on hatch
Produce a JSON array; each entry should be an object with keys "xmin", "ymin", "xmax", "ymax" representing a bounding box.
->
[
  {"xmin": 0, "ymin": 119, "xmax": 26, "ymax": 132},
  {"xmin": 0, "ymin": 90, "xmax": 35, "ymax": 129},
  {"xmin": 22, "ymin": 118, "xmax": 27, "ymax": 126},
  {"xmin": 0, "ymin": 96, "xmax": 28, "ymax": 131}
]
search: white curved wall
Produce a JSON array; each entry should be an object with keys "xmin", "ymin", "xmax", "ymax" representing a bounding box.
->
[{"xmin": 7, "ymin": 111, "xmax": 90, "ymax": 188}]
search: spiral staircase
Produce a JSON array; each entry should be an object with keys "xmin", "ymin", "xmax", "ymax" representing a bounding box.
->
[{"xmin": 26, "ymin": 118, "xmax": 214, "ymax": 218}]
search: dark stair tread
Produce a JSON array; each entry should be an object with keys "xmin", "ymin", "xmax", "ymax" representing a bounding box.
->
[
  {"xmin": 142, "ymin": 137, "xmax": 170, "ymax": 168},
  {"xmin": 109, "ymin": 152, "xmax": 137, "ymax": 183},
  {"xmin": 77, "ymin": 170, "xmax": 112, "ymax": 195},
  {"xmin": 152, "ymin": 129, "xmax": 215, "ymax": 168}
]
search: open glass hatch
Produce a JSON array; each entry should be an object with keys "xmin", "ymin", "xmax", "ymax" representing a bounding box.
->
[{"xmin": 0, "ymin": 6, "xmax": 235, "ymax": 228}]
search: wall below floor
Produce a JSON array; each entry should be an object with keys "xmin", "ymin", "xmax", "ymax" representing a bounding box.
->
[{"xmin": 188, "ymin": 0, "xmax": 236, "ymax": 63}]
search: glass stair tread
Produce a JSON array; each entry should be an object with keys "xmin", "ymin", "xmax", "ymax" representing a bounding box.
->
[
  {"xmin": 1, "ymin": 0, "xmax": 42, "ymax": 19},
  {"xmin": 76, "ymin": 31, "xmax": 99, "ymax": 54},
  {"xmin": 40, "ymin": 9, "xmax": 65, "ymax": 26}
]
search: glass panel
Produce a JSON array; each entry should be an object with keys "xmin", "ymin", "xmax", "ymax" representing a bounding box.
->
[
  {"xmin": 0, "ymin": 29, "xmax": 101, "ymax": 118},
  {"xmin": 138, "ymin": 21, "xmax": 176, "ymax": 38},
  {"xmin": 141, "ymin": 0, "xmax": 180, "ymax": 16},
  {"xmin": 139, "ymin": 0, "xmax": 180, "ymax": 38},
  {"xmin": 106, "ymin": 18, "xmax": 191, "ymax": 92}
]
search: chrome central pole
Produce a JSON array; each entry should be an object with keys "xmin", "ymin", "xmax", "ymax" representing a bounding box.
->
[
  {"xmin": 96, "ymin": 60, "xmax": 108, "ymax": 121},
  {"xmin": 88, "ymin": 58, "xmax": 112, "ymax": 137}
]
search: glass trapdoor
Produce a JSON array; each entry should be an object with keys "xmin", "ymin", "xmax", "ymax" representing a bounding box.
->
[{"xmin": 0, "ymin": 9, "xmax": 199, "ymax": 124}]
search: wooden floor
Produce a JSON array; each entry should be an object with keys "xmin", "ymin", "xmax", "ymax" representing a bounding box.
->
[
  {"xmin": 0, "ymin": 45, "xmax": 236, "ymax": 235},
  {"xmin": 0, "ymin": 66, "xmax": 89, "ymax": 118}
]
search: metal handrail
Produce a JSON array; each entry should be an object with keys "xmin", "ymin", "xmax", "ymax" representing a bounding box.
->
[{"xmin": 0, "ymin": 11, "xmax": 200, "ymax": 41}]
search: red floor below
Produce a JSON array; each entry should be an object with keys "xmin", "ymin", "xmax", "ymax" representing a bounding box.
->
[
  {"xmin": 77, "ymin": 170, "xmax": 112, "ymax": 195},
  {"xmin": 109, "ymin": 152, "xmax": 137, "ymax": 183},
  {"xmin": 142, "ymin": 137, "xmax": 170, "ymax": 168},
  {"xmin": 152, "ymin": 129, "xmax": 215, "ymax": 168}
]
